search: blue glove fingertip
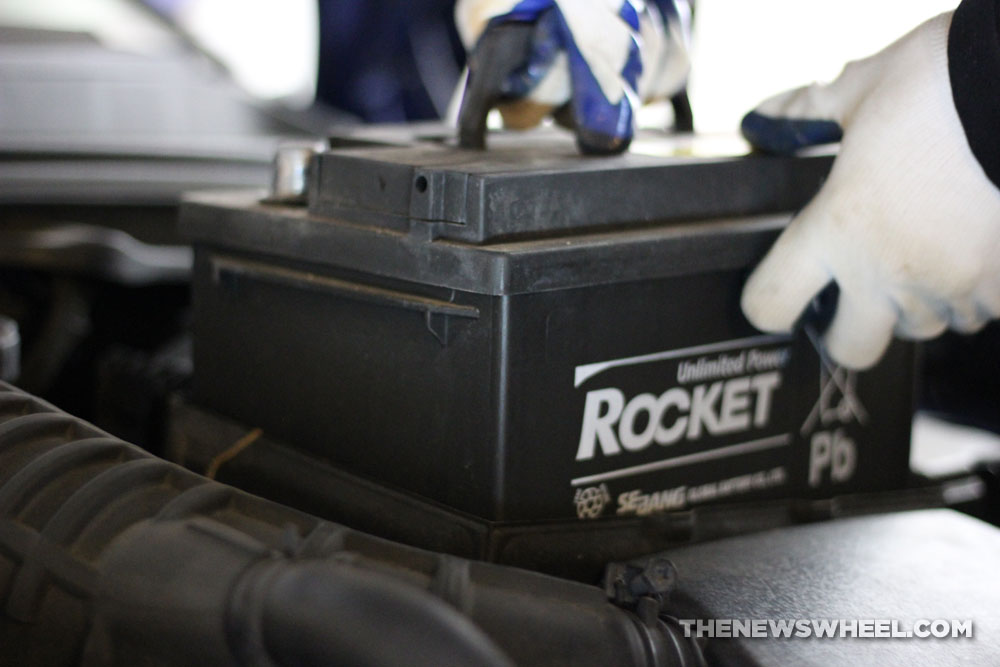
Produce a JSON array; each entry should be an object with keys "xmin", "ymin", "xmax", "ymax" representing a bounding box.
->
[
  {"xmin": 560, "ymin": 7, "xmax": 641, "ymax": 154},
  {"xmin": 500, "ymin": 8, "xmax": 561, "ymax": 98},
  {"xmin": 741, "ymin": 111, "xmax": 843, "ymax": 155}
]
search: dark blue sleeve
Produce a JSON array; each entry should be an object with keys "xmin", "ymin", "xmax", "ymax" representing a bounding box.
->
[
  {"xmin": 315, "ymin": 0, "xmax": 465, "ymax": 122},
  {"xmin": 949, "ymin": 0, "xmax": 1000, "ymax": 189}
]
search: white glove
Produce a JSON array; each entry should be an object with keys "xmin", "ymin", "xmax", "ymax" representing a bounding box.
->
[{"xmin": 740, "ymin": 11, "xmax": 1000, "ymax": 369}]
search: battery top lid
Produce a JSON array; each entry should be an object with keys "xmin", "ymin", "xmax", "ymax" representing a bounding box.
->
[{"xmin": 309, "ymin": 126, "xmax": 835, "ymax": 244}]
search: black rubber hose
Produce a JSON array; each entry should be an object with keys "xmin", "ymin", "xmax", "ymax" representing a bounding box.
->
[{"xmin": 0, "ymin": 381, "xmax": 702, "ymax": 666}]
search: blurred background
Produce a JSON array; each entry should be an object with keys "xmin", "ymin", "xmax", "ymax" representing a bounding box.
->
[{"xmin": 0, "ymin": 0, "xmax": 962, "ymax": 128}]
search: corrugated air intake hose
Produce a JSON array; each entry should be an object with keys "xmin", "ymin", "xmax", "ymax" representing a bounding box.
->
[{"xmin": 0, "ymin": 381, "xmax": 703, "ymax": 666}]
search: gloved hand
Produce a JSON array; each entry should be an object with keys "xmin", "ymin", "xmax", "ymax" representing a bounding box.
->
[
  {"xmin": 454, "ymin": 0, "xmax": 691, "ymax": 154},
  {"xmin": 740, "ymin": 10, "xmax": 1000, "ymax": 369}
]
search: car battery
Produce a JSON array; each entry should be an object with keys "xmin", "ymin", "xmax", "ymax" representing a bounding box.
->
[{"xmin": 180, "ymin": 125, "xmax": 914, "ymax": 526}]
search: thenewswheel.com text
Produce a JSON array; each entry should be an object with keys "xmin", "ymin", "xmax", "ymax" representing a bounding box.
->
[{"xmin": 676, "ymin": 619, "xmax": 973, "ymax": 639}]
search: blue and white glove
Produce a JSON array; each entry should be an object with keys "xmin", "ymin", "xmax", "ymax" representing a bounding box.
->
[
  {"xmin": 454, "ymin": 0, "xmax": 691, "ymax": 154},
  {"xmin": 740, "ymin": 9, "xmax": 1000, "ymax": 369}
]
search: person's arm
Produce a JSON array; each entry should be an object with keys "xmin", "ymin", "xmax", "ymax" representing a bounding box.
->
[
  {"xmin": 949, "ymin": 0, "xmax": 1000, "ymax": 189},
  {"xmin": 740, "ymin": 0, "xmax": 1000, "ymax": 369}
]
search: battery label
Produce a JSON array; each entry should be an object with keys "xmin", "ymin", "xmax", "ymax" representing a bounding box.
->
[
  {"xmin": 574, "ymin": 372, "xmax": 783, "ymax": 461},
  {"xmin": 570, "ymin": 334, "xmax": 797, "ymax": 515}
]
